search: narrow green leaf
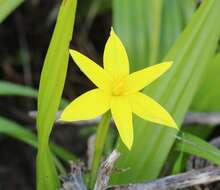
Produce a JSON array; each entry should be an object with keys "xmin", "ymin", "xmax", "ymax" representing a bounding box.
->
[
  {"xmin": 0, "ymin": 0, "xmax": 24, "ymax": 23},
  {"xmin": 36, "ymin": 0, "xmax": 77, "ymax": 189},
  {"xmin": 175, "ymin": 132, "xmax": 220, "ymax": 166},
  {"xmin": 50, "ymin": 143, "xmax": 76, "ymax": 161},
  {"xmin": 148, "ymin": 0, "xmax": 163, "ymax": 65},
  {"xmin": 0, "ymin": 116, "xmax": 76, "ymax": 162},
  {"xmin": 159, "ymin": 0, "xmax": 196, "ymax": 60},
  {"xmin": 90, "ymin": 111, "xmax": 111, "ymax": 189},
  {"xmin": 186, "ymin": 54, "xmax": 220, "ymax": 139},
  {"xmin": 0, "ymin": 81, "xmax": 68, "ymax": 108},
  {"xmin": 171, "ymin": 153, "xmax": 185, "ymax": 174},
  {"xmin": 113, "ymin": 0, "xmax": 150, "ymax": 71},
  {"xmin": 159, "ymin": 0, "xmax": 183, "ymax": 60},
  {"xmin": 171, "ymin": 133, "xmax": 187, "ymax": 174},
  {"xmin": 0, "ymin": 116, "xmax": 37, "ymax": 146},
  {"xmin": 112, "ymin": 0, "xmax": 220, "ymax": 184},
  {"xmin": 178, "ymin": 0, "xmax": 197, "ymax": 25},
  {"xmin": 0, "ymin": 81, "xmax": 38, "ymax": 97},
  {"xmin": 192, "ymin": 53, "xmax": 220, "ymax": 111}
]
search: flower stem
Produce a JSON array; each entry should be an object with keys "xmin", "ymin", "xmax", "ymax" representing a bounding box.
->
[{"xmin": 90, "ymin": 111, "xmax": 111, "ymax": 189}]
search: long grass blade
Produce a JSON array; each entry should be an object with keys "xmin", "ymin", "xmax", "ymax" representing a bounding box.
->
[
  {"xmin": 0, "ymin": 116, "xmax": 76, "ymax": 161},
  {"xmin": 148, "ymin": 0, "xmax": 163, "ymax": 65},
  {"xmin": 159, "ymin": 0, "xmax": 196, "ymax": 60},
  {"xmin": 175, "ymin": 132, "xmax": 220, "ymax": 166},
  {"xmin": 113, "ymin": 0, "xmax": 150, "ymax": 71},
  {"xmin": 0, "ymin": 81, "xmax": 68, "ymax": 109},
  {"xmin": 36, "ymin": 0, "xmax": 77, "ymax": 189},
  {"xmin": 192, "ymin": 53, "xmax": 220, "ymax": 111},
  {"xmin": 0, "ymin": 0, "xmax": 24, "ymax": 23},
  {"xmin": 0, "ymin": 81, "xmax": 37, "ymax": 97}
]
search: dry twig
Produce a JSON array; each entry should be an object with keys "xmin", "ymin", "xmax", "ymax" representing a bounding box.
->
[
  {"xmin": 108, "ymin": 166, "xmax": 220, "ymax": 190},
  {"xmin": 94, "ymin": 150, "xmax": 121, "ymax": 190},
  {"xmin": 87, "ymin": 134, "xmax": 96, "ymax": 170},
  {"xmin": 60, "ymin": 162, "xmax": 87, "ymax": 190},
  {"xmin": 184, "ymin": 112, "xmax": 220, "ymax": 126}
]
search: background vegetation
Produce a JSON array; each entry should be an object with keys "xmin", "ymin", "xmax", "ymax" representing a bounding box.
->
[{"xmin": 0, "ymin": 0, "xmax": 220, "ymax": 189}]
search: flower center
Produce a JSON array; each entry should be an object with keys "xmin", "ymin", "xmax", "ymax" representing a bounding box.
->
[{"xmin": 112, "ymin": 79, "xmax": 126, "ymax": 96}]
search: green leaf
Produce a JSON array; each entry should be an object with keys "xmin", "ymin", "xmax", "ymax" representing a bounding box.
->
[
  {"xmin": 178, "ymin": 0, "xmax": 197, "ymax": 25},
  {"xmin": 148, "ymin": 0, "xmax": 163, "ymax": 65},
  {"xmin": 0, "ymin": 116, "xmax": 76, "ymax": 162},
  {"xmin": 171, "ymin": 132, "xmax": 187, "ymax": 174},
  {"xmin": 112, "ymin": 0, "xmax": 220, "ymax": 184},
  {"xmin": 36, "ymin": 0, "xmax": 77, "ymax": 189},
  {"xmin": 0, "ymin": 81, "xmax": 68, "ymax": 108},
  {"xmin": 0, "ymin": 0, "xmax": 24, "ymax": 23},
  {"xmin": 192, "ymin": 53, "xmax": 220, "ymax": 111},
  {"xmin": 0, "ymin": 81, "xmax": 38, "ymax": 97},
  {"xmin": 90, "ymin": 112, "xmax": 111, "ymax": 189},
  {"xmin": 187, "ymin": 54, "xmax": 220, "ymax": 140},
  {"xmin": 159, "ymin": 0, "xmax": 196, "ymax": 60},
  {"xmin": 175, "ymin": 132, "xmax": 220, "ymax": 166},
  {"xmin": 113, "ymin": 0, "xmax": 150, "ymax": 71},
  {"xmin": 0, "ymin": 116, "xmax": 37, "ymax": 146}
]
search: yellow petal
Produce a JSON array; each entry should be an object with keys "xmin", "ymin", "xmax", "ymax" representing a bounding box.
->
[
  {"xmin": 70, "ymin": 49, "xmax": 112, "ymax": 92},
  {"xmin": 104, "ymin": 28, "xmax": 129, "ymax": 79},
  {"xmin": 111, "ymin": 96, "xmax": 133, "ymax": 149},
  {"xmin": 60, "ymin": 89, "xmax": 110, "ymax": 121},
  {"xmin": 124, "ymin": 61, "xmax": 173, "ymax": 94},
  {"xmin": 129, "ymin": 92, "xmax": 178, "ymax": 129}
]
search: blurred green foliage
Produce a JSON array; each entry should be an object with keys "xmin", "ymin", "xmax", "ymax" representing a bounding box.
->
[{"xmin": 0, "ymin": 0, "xmax": 220, "ymax": 189}]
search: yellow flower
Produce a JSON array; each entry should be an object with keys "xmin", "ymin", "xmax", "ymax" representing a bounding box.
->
[{"xmin": 60, "ymin": 29, "xmax": 178, "ymax": 150}]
